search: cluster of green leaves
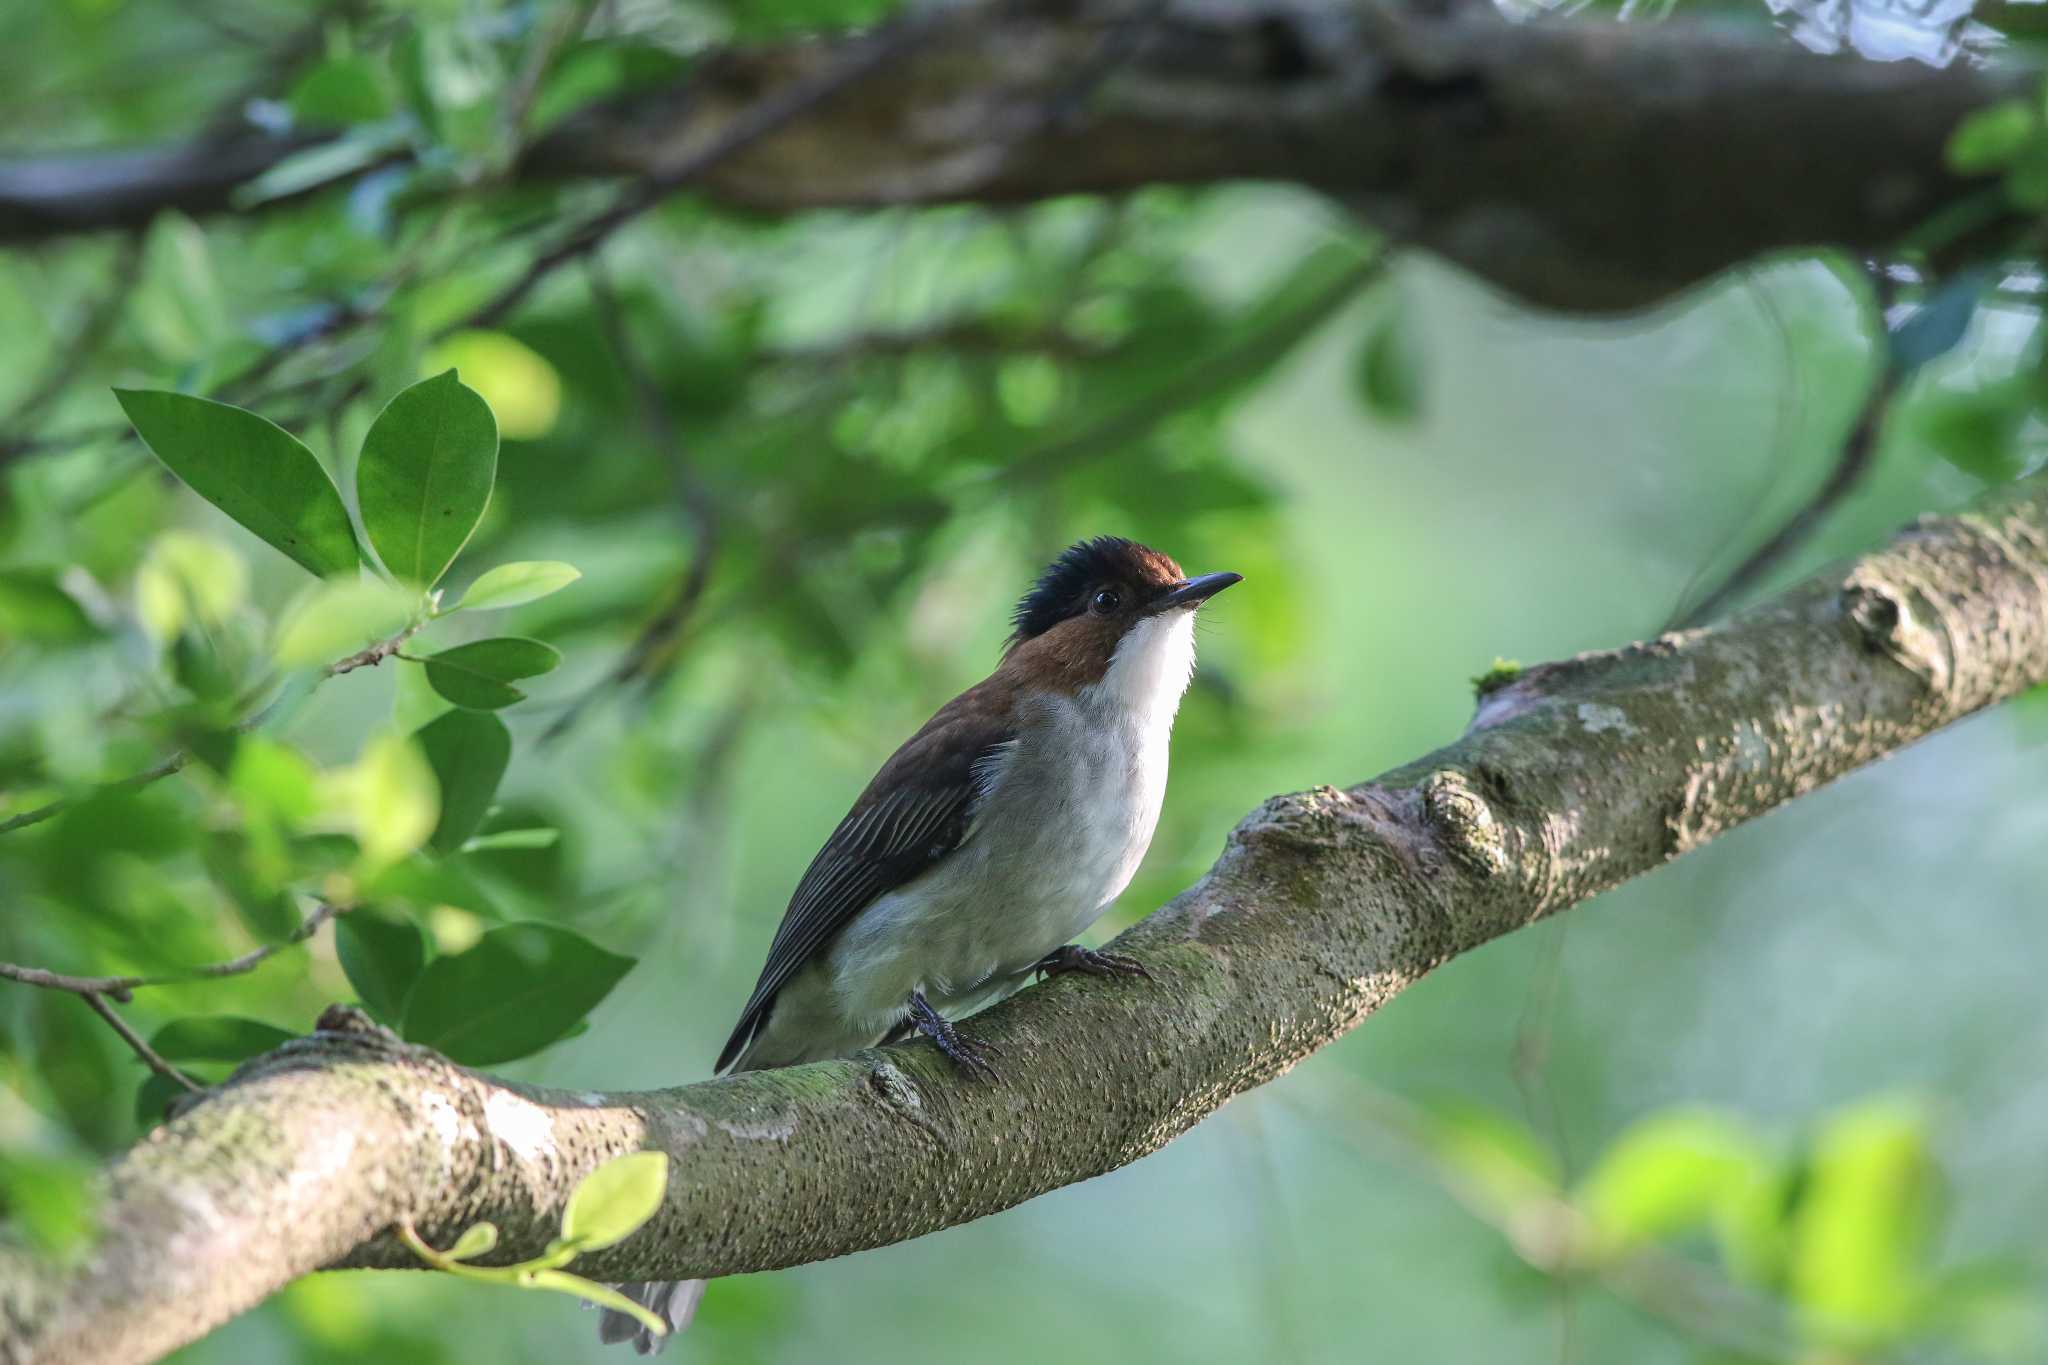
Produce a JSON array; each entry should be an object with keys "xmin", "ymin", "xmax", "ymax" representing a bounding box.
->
[
  {"xmin": 401, "ymin": 1150, "xmax": 674, "ymax": 1339},
  {"xmin": 1948, "ymin": 95, "xmax": 2048, "ymax": 215},
  {"xmin": 0, "ymin": 371, "xmax": 631, "ymax": 1239},
  {"xmin": 1423, "ymin": 1096, "xmax": 2033, "ymax": 1359}
]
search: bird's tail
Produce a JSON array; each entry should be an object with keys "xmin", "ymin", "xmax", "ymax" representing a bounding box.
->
[{"xmin": 596, "ymin": 1279, "xmax": 706, "ymax": 1354}]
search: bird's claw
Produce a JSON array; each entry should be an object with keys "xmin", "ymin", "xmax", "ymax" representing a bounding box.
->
[
  {"xmin": 1033, "ymin": 944, "xmax": 1152, "ymax": 984},
  {"xmin": 907, "ymin": 991, "xmax": 1000, "ymax": 1080}
]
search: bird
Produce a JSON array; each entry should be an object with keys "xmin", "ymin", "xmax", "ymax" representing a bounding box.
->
[{"xmin": 597, "ymin": 536, "xmax": 1240, "ymax": 1352}]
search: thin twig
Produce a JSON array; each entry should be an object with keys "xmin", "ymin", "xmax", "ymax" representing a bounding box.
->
[
  {"xmin": 1671, "ymin": 365, "xmax": 1897, "ymax": 630},
  {"xmin": 540, "ymin": 261, "xmax": 723, "ymax": 742},
  {"xmin": 326, "ymin": 620, "xmax": 425, "ymax": 675},
  {"xmin": 465, "ymin": 9, "xmax": 948, "ymax": 332},
  {"xmin": 0, "ymin": 901, "xmax": 349, "ymax": 1003},
  {"xmin": 1671, "ymin": 273, "xmax": 1900, "ymax": 630},
  {"xmin": 1002, "ymin": 252, "xmax": 1386, "ymax": 485},
  {"xmin": 81, "ymin": 992, "xmax": 204, "ymax": 1093},
  {"xmin": 497, "ymin": 0, "xmax": 604, "ymax": 162}
]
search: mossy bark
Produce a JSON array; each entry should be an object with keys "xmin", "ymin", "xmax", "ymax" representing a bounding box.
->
[{"xmin": 5, "ymin": 477, "xmax": 2048, "ymax": 1365}]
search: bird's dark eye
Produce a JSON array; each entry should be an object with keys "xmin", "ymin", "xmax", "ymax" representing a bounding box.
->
[{"xmin": 1090, "ymin": 588, "xmax": 1121, "ymax": 616}]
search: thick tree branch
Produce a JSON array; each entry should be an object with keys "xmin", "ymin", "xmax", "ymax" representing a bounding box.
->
[
  {"xmin": 5, "ymin": 472, "xmax": 2048, "ymax": 1365},
  {"xmin": 0, "ymin": 4, "xmax": 2025, "ymax": 310}
]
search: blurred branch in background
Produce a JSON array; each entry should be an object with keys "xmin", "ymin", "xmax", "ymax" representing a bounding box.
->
[
  {"xmin": 541, "ymin": 260, "xmax": 724, "ymax": 742},
  {"xmin": 0, "ymin": 4, "xmax": 2022, "ymax": 310},
  {"xmin": 8, "ymin": 466, "xmax": 2048, "ymax": 1365}
]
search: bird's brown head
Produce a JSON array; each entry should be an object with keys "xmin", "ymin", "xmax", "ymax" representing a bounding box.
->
[{"xmin": 1002, "ymin": 536, "xmax": 1241, "ymax": 687}]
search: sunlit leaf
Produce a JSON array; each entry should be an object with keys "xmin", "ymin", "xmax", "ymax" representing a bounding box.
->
[
  {"xmin": 560, "ymin": 1151, "xmax": 669, "ymax": 1253},
  {"xmin": 229, "ymin": 737, "xmax": 322, "ymax": 830},
  {"xmin": 1421, "ymin": 1100, "xmax": 1560, "ymax": 1224},
  {"xmin": 400, "ymin": 923, "xmax": 634, "ymax": 1065},
  {"xmin": 445, "ymin": 1222, "xmax": 500, "ymax": 1261},
  {"xmin": 113, "ymin": 389, "xmax": 361, "ymax": 579},
  {"xmin": 1575, "ymin": 1108, "xmax": 1765, "ymax": 1254},
  {"xmin": 413, "ymin": 709, "xmax": 511, "ymax": 854},
  {"xmin": 135, "ymin": 531, "xmax": 248, "ymax": 642},
  {"xmin": 272, "ymin": 579, "xmax": 417, "ymax": 669},
  {"xmin": 355, "ymin": 370, "xmax": 498, "ymax": 588},
  {"xmin": 424, "ymin": 333, "xmax": 561, "ymax": 441},
  {"xmin": 1788, "ymin": 1097, "xmax": 1938, "ymax": 1346},
  {"xmin": 450, "ymin": 561, "xmax": 581, "ymax": 612},
  {"xmin": 349, "ymin": 734, "xmax": 440, "ymax": 869}
]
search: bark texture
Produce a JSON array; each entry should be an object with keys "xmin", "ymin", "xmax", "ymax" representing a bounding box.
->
[
  {"xmin": 0, "ymin": 2, "xmax": 2026, "ymax": 309},
  {"xmin": 3, "ymin": 473, "xmax": 2047, "ymax": 1365}
]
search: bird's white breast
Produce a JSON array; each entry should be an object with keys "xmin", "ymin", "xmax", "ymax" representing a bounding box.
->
[{"xmin": 817, "ymin": 609, "xmax": 1198, "ymax": 1044}]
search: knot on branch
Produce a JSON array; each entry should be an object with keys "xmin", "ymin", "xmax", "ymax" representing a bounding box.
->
[
  {"xmin": 1232, "ymin": 785, "xmax": 1367, "ymax": 853},
  {"xmin": 315, "ymin": 1003, "xmax": 402, "ymax": 1043},
  {"xmin": 1420, "ymin": 767, "xmax": 1509, "ymax": 877},
  {"xmin": 1840, "ymin": 575, "xmax": 1949, "ymax": 694}
]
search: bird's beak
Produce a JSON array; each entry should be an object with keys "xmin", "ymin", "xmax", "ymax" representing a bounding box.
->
[{"xmin": 1154, "ymin": 571, "xmax": 1243, "ymax": 611}]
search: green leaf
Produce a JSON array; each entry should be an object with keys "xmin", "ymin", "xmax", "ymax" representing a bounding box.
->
[
  {"xmin": 423, "ymin": 637, "xmax": 562, "ymax": 710},
  {"xmin": 451, "ymin": 561, "xmax": 581, "ymax": 612},
  {"xmin": 334, "ymin": 910, "xmax": 428, "ymax": 1024},
  {"xmin": 288, "ymin": 54, "xmax": 394, "ymax": 127},
  {"xmin": 1575, "ymin": 1108, "xmax": 1764, "ymax": 1254},
  {"xmin": 401, "ymin": 923, "xmax": 634, "ymax": 1065},
  {"xmin": 271, "ymin": 578, "xmax": 417, "ymax": 669},
  {"xmin": 228, "ymin": 737, "xmax": 322, "ymax": 830},
  {"xmin": 1788, "ymin": 1098, "xmax": 1937, "ymax": 1345},
  {"xmin": 529, "ymin": 1269, "xmax": 663, "ymax": 1324},
  {"xmin": 1355, "ymin": 307, "xmax": 1421, "ymax": 424},
  {"xmin": 445, "ymin": 1221, "xmax": 499, "ymax": 1261},
  {"xmin": 1421, "ymin": 1100, "xmax": 1560, "ymax": 1224},
  {"xmin": 1913, "ymin": 375, "xmax": 2031, "ymax": 484},
  {"xmin": 423, "ymin": 332, "xmax": 562, "ymax": 441},
  {"xmin": 0, "ymin": 1153, "xmax": 100, "ymax": 1259},
  {"xmin": 200, "ymin": 832, "xmax": 300, "ymax": 942},
  {"xmin": 1947, "ymin": 98, "xmax": 2039, "ymax": 174},
  {"xmin": 148, "ymin": 1016, "xmax": 294, "ymax": 1065},
  {"xmin": 350, "ymin": 734, "xmax": 440, "ymax": 869},
  {"xmin": 0, "ymin": 570, "xmax": 101, "ymax": 645},
  {"xmin": 525, "ymin": 1269, "xmax": 669, "ymax": 1337},
  {"xmin": 460, "ymin": 827, "xmax": 559, "ymax": 853},
  {"xmin": 136, "ymin": 531, "xmax": 248, "ymax": 642},
  {"xmin": 113, "ymin": 389, "xmax": 360, "ymax": 579},
  {"xmin": 2008, "ymin": 146, "xmax": 2048, "ymax": 212},
  {"xmin": 560, "ymin": 1151, "xmax": 669, "ymax": 1253},
  {"xmin": 413, "ymin": 709, "xmax": 511, "ymax": 853},
  {"xmin": 355, "ymin": 370, "xmax": 499, "ymax": 588},
  {"xmin": 136, "ymin": 1069, "xmax": 224, "ymax": 1126}
]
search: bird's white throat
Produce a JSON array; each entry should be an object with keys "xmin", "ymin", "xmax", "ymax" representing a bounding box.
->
[{"xmin": 1086, "ymin": 607, "xmax": 1198, "ymax": 729}]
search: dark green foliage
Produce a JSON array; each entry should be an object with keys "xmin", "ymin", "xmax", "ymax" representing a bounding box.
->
[{"xmin": 401, "ymin": 924, "xmax": 635, "ymax": 1065}]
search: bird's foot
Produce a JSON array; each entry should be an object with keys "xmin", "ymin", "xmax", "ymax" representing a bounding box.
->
[
  {"xmin": 1032, "ymin": 944, "xmax": 1152, "ymax": 984},
  {"xmin": 907, "ymin": 990, "xmax": 999, "ymax": 1080}
]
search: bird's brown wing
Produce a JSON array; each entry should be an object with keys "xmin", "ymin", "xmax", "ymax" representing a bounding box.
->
[{"xmin": 714, "ymin": 699, "xmax": 1016, "ymax": 1073}]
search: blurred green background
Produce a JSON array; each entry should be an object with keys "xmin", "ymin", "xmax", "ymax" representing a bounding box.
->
[{"xmin": 3, "ymin": 2, "xmax": 2046, "ymax": 1362}]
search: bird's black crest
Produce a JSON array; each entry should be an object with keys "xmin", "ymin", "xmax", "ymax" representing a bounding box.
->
[{"xmin": 1010, "ymin": 536, "xmax": 1162, "ymax": 643}]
